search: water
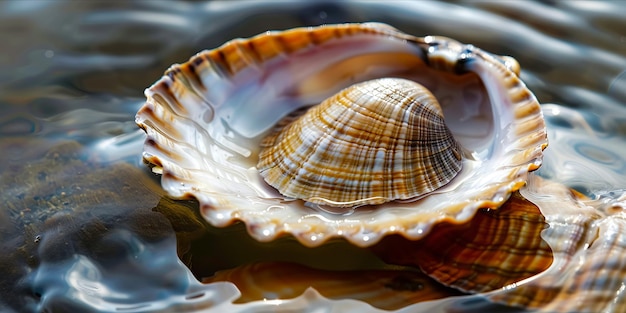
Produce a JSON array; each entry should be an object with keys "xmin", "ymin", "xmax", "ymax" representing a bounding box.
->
[{"xmin": 1, "ymin": 1, "xmax": 625, "ymax": 312}]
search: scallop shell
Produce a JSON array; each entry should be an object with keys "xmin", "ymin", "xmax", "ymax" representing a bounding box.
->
[
  {"xmin": 136, "ymin": 23, "xmax": 547, "ymax": 247},
  {"xmin": 258, "ymin": 78, "xmax": 462, "ymax": 207}
]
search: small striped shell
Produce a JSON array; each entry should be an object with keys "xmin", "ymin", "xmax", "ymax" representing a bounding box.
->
[
  {"xmin": 257, "ymin": 78, "xmax": 462, "ymax": 207},
  {"xmin": 136, "ymin": 23, "xmax": 547, "ymax": 247}
]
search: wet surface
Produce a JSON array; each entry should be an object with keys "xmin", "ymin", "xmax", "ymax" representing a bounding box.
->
[{"xmin": 1, "ymin": 1, "xmax": 625, "ymax": 312}]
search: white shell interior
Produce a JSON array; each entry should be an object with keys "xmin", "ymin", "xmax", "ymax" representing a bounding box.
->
[{"xmin": 137, "ymin": 24, "xmax": 546, "ymax": 247}]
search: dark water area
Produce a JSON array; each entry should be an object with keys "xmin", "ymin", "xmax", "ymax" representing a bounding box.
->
[{"xmin": 0, "ymin": 1, "xmax": 625, "ymax": 312}]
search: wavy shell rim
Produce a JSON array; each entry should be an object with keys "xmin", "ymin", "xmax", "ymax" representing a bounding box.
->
[{"xmin": 135, "ymin": 23, "xmax": 548, "ymax": 247}]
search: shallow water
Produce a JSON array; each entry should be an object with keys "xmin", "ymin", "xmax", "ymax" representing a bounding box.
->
[{"xmin": 1, "ymin": 1, "xmax": 625, "ymax": 312}]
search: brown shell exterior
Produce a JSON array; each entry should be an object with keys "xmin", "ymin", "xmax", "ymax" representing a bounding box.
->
[{"xmin": 257, "ymin": 78, "xmax": 462, "ymax": 207}]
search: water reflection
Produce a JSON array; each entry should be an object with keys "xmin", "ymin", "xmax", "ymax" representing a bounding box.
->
[
  {"xmin": 0, "ymin": 0, "xmax": 625, "ymax": 312},
  {"xmin": 28, "ymin": 232, "xmax": 234, "ymax": 312}
]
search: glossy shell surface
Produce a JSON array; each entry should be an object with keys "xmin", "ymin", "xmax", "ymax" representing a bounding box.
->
[
  {"xmin": 136, "ymin": 23, "xmax": 547, "ymax": 247},
  {"xmin": 258, "ymin": 78, "xmax": 462, "ymax": 207}
]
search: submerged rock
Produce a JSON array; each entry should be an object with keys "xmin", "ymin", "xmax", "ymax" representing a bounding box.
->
[{"xmin": 0, "ymin": 139, "xmax": 208, "ymax": 311}]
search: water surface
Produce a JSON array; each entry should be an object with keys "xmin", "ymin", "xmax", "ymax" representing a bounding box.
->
[{"xmin": 1, "ymin": 1, "xmax": 625, "ymax": 312}]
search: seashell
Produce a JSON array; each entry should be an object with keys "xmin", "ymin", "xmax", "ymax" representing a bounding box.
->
[
  {"xmin": 203, "ymin": 261, "xmax": 464, "ymax": 310},
  {"xmin": 136, "ymin": 23, "xmax": 547, "ymax": 247},
  {"xmin": 257, "ymin": 78, "xmax": 462, "ymax": 207}
]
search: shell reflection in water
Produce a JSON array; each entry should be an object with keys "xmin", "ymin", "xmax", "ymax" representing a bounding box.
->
[
  {"xmin": 372, "ymin": 190, "xmax": 553, "ymax": 294},
  {"xmin": 373, "ymin": 176, "xmax": 626, "ymax": 312},
  {"xmin": 490, "ymin": 176, "xmax": 626, "ymax": 312},
  {"xmin": 258, "ymin": 78, "xmax": 462, "ymax": 207},
  {"xmin": 203, "ymin": 262, "xmax": 463, "ymax": 311},
  {"xmin": 136, "ymin": 23, "xmax": 547, "ymax": 247}
]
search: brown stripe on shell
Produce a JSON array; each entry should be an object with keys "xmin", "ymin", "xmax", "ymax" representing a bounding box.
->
[
  {"xmin": 238, "ymin": 39, "xmax": 263, "ymax": 66},
  {"xmin": 206, "ymin": 47, "xmax": 232, "ymax": 76},
  {"xmin": 511, "ymin": 88, "xmax": 534, "ymax": 109},
  {"xmin": 203, "ymin": 261, "xmax": 464, "ymax": 310},
  {"xmin": 513, "ymin": 91, "xmax": 541, "ymax": 119},
  {"xmin": 146, "ymin": 81, "xmax": 188, "ymax": 117}
]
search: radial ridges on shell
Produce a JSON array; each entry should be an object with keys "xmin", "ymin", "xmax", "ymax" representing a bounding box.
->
[{"xmin": 257, "ymin": 78, "xmax": 462, "ymax": 207}]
